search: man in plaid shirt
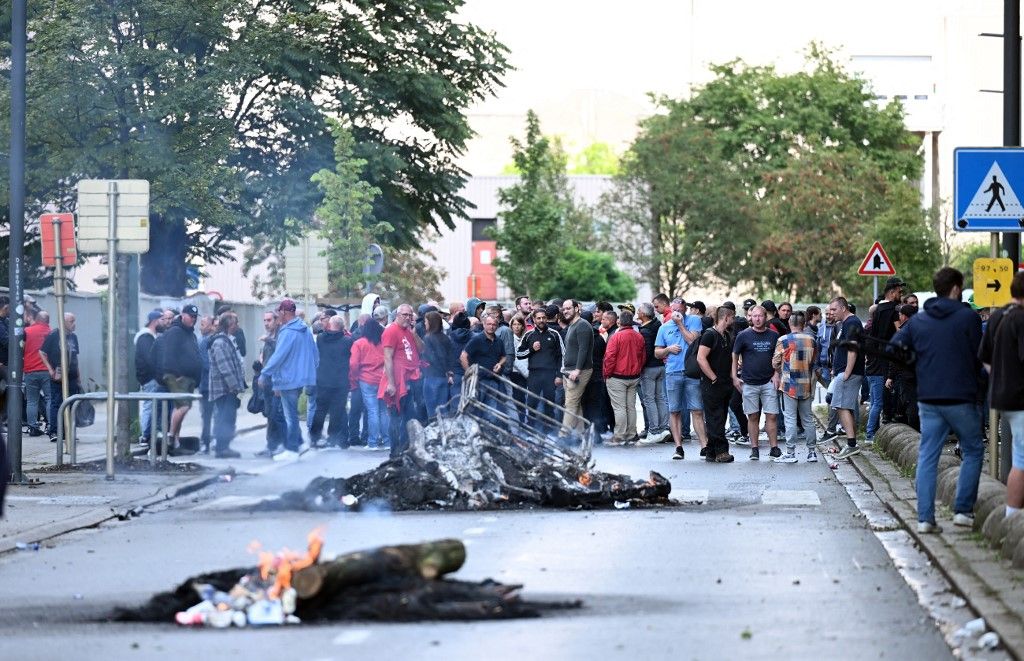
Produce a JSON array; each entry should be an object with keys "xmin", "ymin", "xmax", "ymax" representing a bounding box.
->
[
  {"xmin": 208, "ymin": 312, "xmax": 247, "ymax": 458},
  {"xmin": 772, "ymin": 311, "xmax": 819, "ymax": 463}
]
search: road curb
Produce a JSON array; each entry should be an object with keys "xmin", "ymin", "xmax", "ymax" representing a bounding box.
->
[
  {"xmin": 848, "ymin": 425, "xmax": 1024, "ymax": 658},
  {"xmin": 0, "ymin": 469, "xmax": 230, "ymax": 556}
]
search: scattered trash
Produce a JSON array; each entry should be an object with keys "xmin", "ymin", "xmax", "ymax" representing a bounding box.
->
[
  {"xmin": 964, "ymin": 617, "xmax": 986, "ymax": 635},
  {"xmin": 14, "ymin": 542, "xmax": 40, "ymax": 551},
  {"xmin": 829, "ymin": 463, "xmax": 839, "ymax": 470},
  {"xmin": 219, "ymin": 474, "xmax": 233, "ymax": 483},
  {"xmin": 950, "ymin": 596, "xmax": 967, "ymax": 608},
  {"xmin": 340, "ymin": 494, "xmax": 358, "ymax": 507},
  {"xmin": 978, "ymin": 631, "xmax": 1000, "ymax": 650},
  {"xmin": 613, "ymin": 501, "xmax": 630, "ymax": 510}
]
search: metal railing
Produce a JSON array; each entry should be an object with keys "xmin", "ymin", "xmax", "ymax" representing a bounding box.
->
[
  {"xmin": 55, "ymin": 391, "xmax": 202, "ymax": 478},
  {"xmin": 457, "ymin": 364, "xmax": 594, "ymax": 471}
]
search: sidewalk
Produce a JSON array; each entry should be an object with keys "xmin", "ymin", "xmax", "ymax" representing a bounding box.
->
[{"xmin": 1, "ymin": 393, "xmax": 268, "ymax": 555}]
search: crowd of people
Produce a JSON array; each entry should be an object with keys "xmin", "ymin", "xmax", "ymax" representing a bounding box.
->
[{"xmin": 4, "ymin": 264, "xmax": 1021, "ymax": 533}]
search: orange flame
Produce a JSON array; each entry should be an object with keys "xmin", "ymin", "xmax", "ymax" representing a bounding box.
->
[
  {"xmin": 578, "ymin": 472, "xmax": 593, "ymax": 487},
  {"xmin": 251, "ymin": 527, "xmax": 326, "ymax": 598}
]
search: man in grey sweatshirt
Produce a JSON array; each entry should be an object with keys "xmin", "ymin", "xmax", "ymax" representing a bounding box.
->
[{"xmin": 560, "ymin": 299, "xmax": 594, "ymax": 434}]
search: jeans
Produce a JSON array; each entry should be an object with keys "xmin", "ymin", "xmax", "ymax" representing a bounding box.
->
[
  {"xmin": 199, "ymin": 391, "xmax": 214, "ymax": 447},
  {"xmin": 48, "ymin": 379, "xmax": 80, "ymax": 438},
  {"xmin": 359, "ymin": 381, "xmax": 390, "ymax": 448},
  {"xmin": 305, "ymin": 385, "xmax": 317, "ymax": 434},
  {"xmin": 389, "ymin": 386, "xmax": 418, "ymax": 458},
  {"xmin": 916, "ymin": 402, "xmax": 984, "ymax": 524},
  {"xmin": 347, "ymin": 386, "xmax": 368, "ymax": 445},
  {"xmin": 527, "ymin": 368, "xmax": 559, "ymax": 431},
  {"xmin": 212, "ymin": 394, "xmax": 239, "ymax": 452},
  {"xmin": 139, "ymin": 379, "xmax": 166, "ymax": 440},
  {"xmin": 701, "ymin": 380, "xmax": 732, "ymax": 457},
  {"xmin": 24, "ymin": 370, "xmax": 50, "ymax": 431},
  {"xmin": 423, "ymin": 375, "xmax": 451, "ymax": 419},
  {"xmin": 782, "ymin": 394, "xmax": 816, "ymax": 450},
  {"xmin": 865, "ymin": 375, "xmax": 885, "ymax": 440},
  {"xmin": 264, "ymin": 382, "xmax": 286, "ymax": 451},
  {"xmin": 310, "ymin": 385, "xmax": 349, "ymax": 445},
  {"xmin": 277, "ymin": 387, "xmax": 304, "ymax": 452},
  {"xmin": 639, "ymin": 366, "xmax": 668, "ymax": 433}
]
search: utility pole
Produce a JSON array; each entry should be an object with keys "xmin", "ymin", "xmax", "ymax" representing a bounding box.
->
[
  {"xmin": 1005, "ymin": 0, "xmax": 1022, "ymax": 271},
  {"xmin": 7, "ymin": 0, "xmax": 27, "ymax": 483}
]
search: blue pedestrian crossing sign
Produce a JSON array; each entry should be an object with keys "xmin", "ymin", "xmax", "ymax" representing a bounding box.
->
[{"xmin": 954, "ymin": 147, "xmax": 1024, "ymax": 231}]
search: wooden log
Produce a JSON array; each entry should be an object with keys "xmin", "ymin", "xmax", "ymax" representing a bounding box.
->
[{"xmin": 291, "ymin": 538, "xmax": 466, "ymax": 599}]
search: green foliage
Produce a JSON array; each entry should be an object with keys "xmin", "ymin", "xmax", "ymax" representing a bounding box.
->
[
  {"xmin": 539, "ymin": 248, "xmax": 636, "ymax": 301},
  {"xmin": 0, "ymin": 0, "xmax": 509, "ymax": 295},
  {"xmin": 375, "ymin": 239, "xmax": 448, "ymax": 305},
  {"xmin": 951, "ymin": 241, "xmax": 995, "ymax": 289},
  {"xmin": 569, "ymin": 142, "xmax": 620, "ymax": 175},
  {"xmin": 313, "ymin": 121, "xmax": 390, "ymax": 299}
]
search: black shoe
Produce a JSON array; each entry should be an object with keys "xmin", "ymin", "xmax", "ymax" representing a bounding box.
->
[
  {"xmin": 673, "ymin": 446, "xmax": 685, "ymax": 460},
  {"xmin": 638, "ymin": 430, "xmax": 648, "ymax": 440},
  {"xmin": 769, "ymin": 446, "xmax": 782, "ymax": 459},
  {"xmin": 215, "ymin": 449, "xmax": 241, "ymax": 459},
  {"xmin": 749, "ymin": 447, "xmax": 760, "ymax": 461},
  {"xmin": 699, "ymin": 446, "xmax": 708, "ymax": 457},
  {"xmin": 28, "ymin": 427, "xmax": 43, "ymax": 437}
]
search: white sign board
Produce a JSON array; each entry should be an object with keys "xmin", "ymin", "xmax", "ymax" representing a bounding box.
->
[
  {"xmin": 284, "ymin": 233, "xmax": 330, "ymax": 296},
  {"xmin": 76, "ymin": 179, "xmax": 150, "ymax": 254}
]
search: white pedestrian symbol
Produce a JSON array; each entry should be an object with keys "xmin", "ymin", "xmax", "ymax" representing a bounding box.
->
[{"xmin": 966, "ymin": 162, "xmax": 1024, "ymax": 217}]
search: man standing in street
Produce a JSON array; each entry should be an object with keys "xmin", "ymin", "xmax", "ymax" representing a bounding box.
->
[
  {"xmin": 656, "ymin": 302, "xmax": 704, "ymax": 459},
  {"xmin": 772, "ymin": 311, "xmax": 818, "ymax": 463},
  {"xmin": 255, "ymin": 311, "xmax": 287, "ymax": 457},
  {"xmin": 637, "ymin": 302, "xmax": 668, "ymax": 444},
  {"xmin": 134, "ymin": 309, "xmax": 166, "ymax": 445},
  {"xmin": 697, "ymin": 306, "xmax": 737, "ymax": 463},
  {"xmin": 460, "ymin": 312, "xmax": 507, "ymax": 416},
  {"xmin": 259, "ymin": 299, "xmax": 318, "ymax": 461},
  {"xmin": 980, "ymin": 270, "xmax": 1024, "ymax": 522},
  {"xmin": 40, "ymin": 312, "xmax": 80, "ymax": 442},
  {"xmin": 518, "ymin": 307, "xmax": 564, "ymax": 430},
  {"xmin": 603, "ymin": 310, "xmax": 646, "ymax": 445},
  {"xmin": 158, "ymin": 304, "xmax": 204, "ymax": 452},
  {"xmin": 828, "ymin": 296, "xmax": 866, "ymax": 459},
  {"xmin": 561, "ymin": 299, "xmax": 594, "ymax": 434},
  {"xmin": 731, "ymin": 305, "xmax": 781, "ymax": 461},
  {"xmin": 893, "ymin": 267, "xmax": 984, "ymax": 533},
  {"xmin": 381, "ymin": 303, "xmax": 423, "ymax": 457},
  {"xmin": 865, "ymin": 276, "xmax": 905, "ymax": 442},
  {"xmin": 207, "ymin": 312, "xmax": 246, "ymax": 458},
  {"xmin": 23, "ymin": 310, "xmax": 52, "ymax": 435},
  {"xmin": 310, "ymin": 315, "xmax": 353, "ymax": 448}
]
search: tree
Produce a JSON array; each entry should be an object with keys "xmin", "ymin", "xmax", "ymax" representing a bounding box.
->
[
  {"xmin": 569, "ymin": 142, "xmax": 620, "ymax": 175},
  {"xmin": 313, "ymin": 121, "xmax": 390, "ymax": 300},
  {"xmin": 539, "ymin": 248, "xmax": 635, "ymax": 302},
  {"xmin": 0, "ymin": 0, "xmax": 509, "ymax": 295},
  {"xmin": 951, "ymin": 240, "xmax": 993, "ymax": 290},
  {"xmin": 374, "ymin": 239, "xmax": 448, "ymax": 305},
  {"xmin": 599, "ymin": 112, "xmax": 755, "ymax": 296}
]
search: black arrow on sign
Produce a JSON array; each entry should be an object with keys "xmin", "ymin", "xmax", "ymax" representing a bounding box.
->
[
  {"xmin": 988, "ymin": 280, "xmax": 1002, "ymax": 292},
  {"xmin": 872, "ymin": 254, "xmax": 883, "ymax": 270}
]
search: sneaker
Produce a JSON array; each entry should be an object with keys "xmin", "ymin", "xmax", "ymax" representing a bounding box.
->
[
  {"xmin": 715, "ymin": 452, "xmax": 735, "ymax": 463},
  {"xmin": 749, "ymin": 447, "xmax": 760, "ymax": 461},
  {"xmin": 773, "ymin": 450, "xmax": 798, "ymax": 464},
  {"xmin": 273, "ymin": 449, "xmax": 300, "ymax": 462},
  {"xmin": 27, "ymin": 427, "xmax": 43, "ymax": 437},
  {"xmin": 806, "ymin": 449, "xmax": 818, "ymax": 463},
  {"xmin": 768, "ymin": 446, "xmax": 782, "ymax": 459},
  {"xmin": 820, "ymin": 430, "xmax": 839, "ymax": 442},
  {"xmin": 680, "ymin": 433, "xmax": 692, "ymax": 441},
  {"xmin": 699, "ymin": 446, "xmax": 708, "ymax": 457},
  {"xmin": 624, "ymin": 435, "xmax": 640, "ymax": 446},
  {"xmin": 917, "ymin": 521, "xmax": 943, "ymax": 534},
  {"xmin": 672, "ymin": 446, "xmax": 685, "ymax": 460},
  {"xmin": 952, "ymin": 513, "xmax": 975, "ymax": 528},
  {"xmin": 732, "ymin": 436, "xmax": 751, "ymax": 447},
  {"xmin": 638, "ymin": 430, "xmax": 649, "ymax": 440},
  {"xmin": 215, "ymin": 449, "xmax": 241, "ymax": 459},
  {"xmin": 638, "ymin": 433, "xmax": 662, "ymax": 446},
  {"xmin": 836, "ymin": 445, "xmax": 861, "ymax": 460}
]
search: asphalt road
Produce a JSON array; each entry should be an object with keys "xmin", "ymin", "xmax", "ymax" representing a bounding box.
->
[{"xmin": 0, "ymin": 429, "xmax": 954, "ymax": 660}]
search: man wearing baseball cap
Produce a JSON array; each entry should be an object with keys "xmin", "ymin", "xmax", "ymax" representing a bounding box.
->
[
  {"xmin": 156, "ymin": 304, "xmax": 203, "ymax": 452},
  {"xmin": 259, "ymin": 299, "xmax": 318, "ymax": 460}
]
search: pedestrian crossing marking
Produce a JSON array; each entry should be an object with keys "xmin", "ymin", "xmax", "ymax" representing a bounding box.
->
[
  {"xmin": 964, "ymin": 162, "xmax": 1024, "ymax": 218},
  {"xmin": 675, "ymin": 489, "xmax": 709, "ymax": 504},
  {"xmin": 761, "ymin": 489, "xmax": 820, "ymax": 506}
]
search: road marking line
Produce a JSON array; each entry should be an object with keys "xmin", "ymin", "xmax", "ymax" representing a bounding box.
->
[
  {"xmin": 333, "ymin": 630, "xmax": 372, "ymax": 645},
  {"xmin": 462, "ymin": 527, "xmax": 487, "ymax": 536},
  {"xmin": 761, "ymin": 489, "xmax": 820, "ymax": 506},
  {"xmin": 675, "ymin": 489, "xmax": 710, "ymax": 504},
  {"xmin": 6, "ymin": 495, "xmax": 115, "ymax": 505}
]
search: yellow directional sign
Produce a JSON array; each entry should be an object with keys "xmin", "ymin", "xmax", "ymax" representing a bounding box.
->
[{"xmin": 973, "ymin": 257, "xmax": 1014, "ymax": 307}]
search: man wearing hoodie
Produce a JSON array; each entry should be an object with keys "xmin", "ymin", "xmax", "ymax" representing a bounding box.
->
[
  {"xmin": 310, "ymin": 315, "xmax": 353, "ymax": 447},
  {"xmin": 259, "ymin": 299, "xmax": 318, "ymax": 461},
  {"xmin": 865, "ymin": 276, "xmax": 905, "ymax": 443},
  {"xmin": 158, "ymin": 304, "xmax": 204, "ymax": 451},
  {"xmin": 893, "ymin": 267, "xmax": 984, "ymax": 534}
]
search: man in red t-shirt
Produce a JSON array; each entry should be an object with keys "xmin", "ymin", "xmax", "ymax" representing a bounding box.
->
[
  {"xmin": 381, "ymin": 303, "xmax": 424, "ymax": 457},
  {"xmin": 23, "ymin": 310, "xmax": 52, "ymax": 436}
]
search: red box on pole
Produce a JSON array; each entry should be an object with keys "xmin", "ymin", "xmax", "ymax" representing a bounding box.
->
[{"xmin": 40, "ymin": 213, "xmax": 77, "ymax": 267}]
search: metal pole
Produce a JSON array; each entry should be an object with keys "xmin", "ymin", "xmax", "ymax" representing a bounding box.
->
[
  {"xmin": 7, "ymin": 0, "xmax": 27, "ymax": 484},
  {"xmin": 106, "ymin": 182, "xmax": 119, "ymax": 480},
  {"xmin": 1004, "ymin": 0, "xmax": 1022, "ymax": 272},
  {"xmin": 52, "ymin": 217, "xmax": 72, "ymax": 456},
  {"xmin": 872, "ymin": 276, "xmax": 878, "ymax": 302},
  {"xmin": 989, "ymin": 231, "xmax": 1001, "ymax": 479}
]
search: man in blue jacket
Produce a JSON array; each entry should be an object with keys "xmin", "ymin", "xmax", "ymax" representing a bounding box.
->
[
  {"xmin": 259, "ymin": 299, "xmax": 318, "ymax": 461},
  {"xmin": 893, "ymin": 267, "xmax": 984, "ymax": 534}
]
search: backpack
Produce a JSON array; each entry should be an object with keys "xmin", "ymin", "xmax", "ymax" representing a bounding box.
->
[{"xmin": 683, "ymin": 331, "xmax": 704, "ymax": 379}]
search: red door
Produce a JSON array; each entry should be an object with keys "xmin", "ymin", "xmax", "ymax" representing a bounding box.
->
[{"xmin": 468, "ymin": 240, "xmax": 497, "ymax": 300}]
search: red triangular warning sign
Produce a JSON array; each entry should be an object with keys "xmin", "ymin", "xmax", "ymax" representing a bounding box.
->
[{"xmin": 858, "ymin": 241, "xmax": 896, "ymax": 276}]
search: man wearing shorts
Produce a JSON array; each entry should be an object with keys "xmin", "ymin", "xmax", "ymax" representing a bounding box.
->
[
  {"xmin": 158, "ymin": 304, "xmax": 203, "ymax": 451},
  {"xmin": 828, "ymin": 297, "xmax": 866, "ymax": 460},
  {"xmin": 980, "ymin": 270, "xmax": 1024, "ymax": 522},
  {"xmin": 656, "ymin": 303, "xmax": 705, "ymax": 460},
  {"xmin": 731, "ymin": 305, "xmax": 780, "ymax": 460}
]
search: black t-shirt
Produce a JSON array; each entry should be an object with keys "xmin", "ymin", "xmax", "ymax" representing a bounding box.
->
[
  {"xmin": 980, "ymin": 305, "xmax": 1024, "ymax": 411},
  {"xmin": 733, "ymin": 327, "xmax": 779, "ymax": 386},
  {"xmin": 699, "ymin": 328, "xmax": 732, "ymax": 382},
  {"xmin": 832, "ymin": 315, "xmax": 866, "ymax": 376},
  {"xmin": 42, "ymin": 329, "xmax": 79, "ymax": 380},
  {"xmin": 463, "ymin": 332, "xmax": 504, "ymax": 378}
]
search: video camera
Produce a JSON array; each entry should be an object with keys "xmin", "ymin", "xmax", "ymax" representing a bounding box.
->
[{"xmin": 837, "ymin": 326, "xmax": 916, "ymax": 367}]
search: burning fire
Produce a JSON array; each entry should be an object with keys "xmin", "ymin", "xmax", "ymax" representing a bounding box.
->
[
  {"xmin": 250, "ymin": 526, "xmax": 325, "ymax": 598},
  {"xmin": 577, "ymin": 472, "xmax": 593, "ymax": 487}
]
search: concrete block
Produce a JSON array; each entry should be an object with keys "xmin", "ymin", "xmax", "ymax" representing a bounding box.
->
[
  {"xmin": 937, "ymin": 467, "xmax": 961, "ymax": 503},
  {"xmin": 1002, "ymin": 511, "xmax": 1024, "ymax": 559},
  {"xmin": 937, "ymin": 454, "xmax": 959, "ymax": 474},
  {"xmin": 973, "ymin": 494, "xmax": 1007, "ymax": 534},
  {"xmin": 897, "ymin": 443, "xmax": 919, "ymax": 473},
  {"xmin": 981, "ymin": 506, "xmax": 1010, "ymax": 549}
]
